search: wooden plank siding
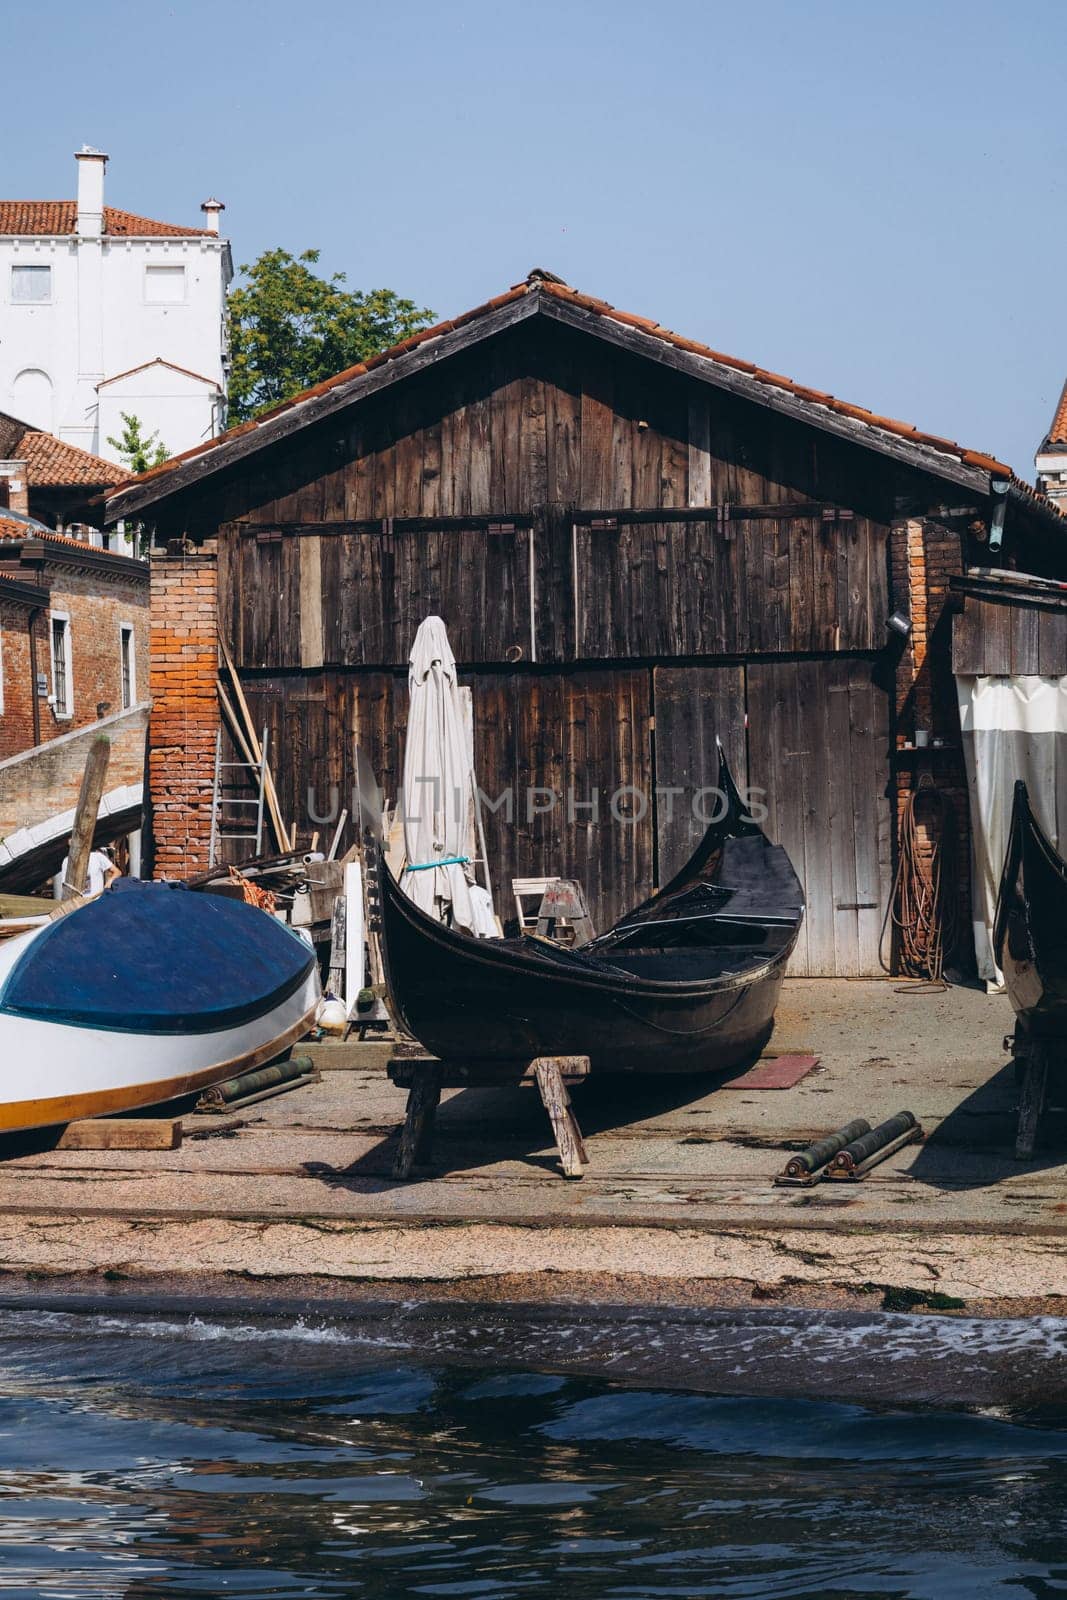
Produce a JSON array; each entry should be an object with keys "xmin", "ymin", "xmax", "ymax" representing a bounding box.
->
[
  {"xmin": 953, "ymin": 591, "xmax": 1067, "ymax": 677},
  {"xmin": 746, "ymin": 659, "xmax": 891, "ymax": 976},
  {"xmin": 195, "ymin": 318, "xmax": 905, "ymax": 971}
]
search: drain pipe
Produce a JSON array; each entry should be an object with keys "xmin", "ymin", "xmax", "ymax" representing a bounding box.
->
[
  {"xmin": 988, "ymin": 478, "xmax": 1010, "ymax": 555},
  {"xmin": 27, "ymin": 607, "xmax": 42, "ymax": 747}
]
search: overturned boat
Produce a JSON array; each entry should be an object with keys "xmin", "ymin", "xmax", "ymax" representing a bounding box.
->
[
  {"xmin": 378, "ymin": 747, "xmax": 804, "ymax": 1075},
  {"xmin": 0, "ymin": 879, "xmax": 320, "ymax": 1133},
  {"xmin": 994, "ymin": 781, "xmax": 1067, "ymax": 1038}
]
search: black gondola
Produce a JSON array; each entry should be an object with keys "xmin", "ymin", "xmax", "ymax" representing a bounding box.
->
[
  {"xmin": 994, "ymin": 780, "xmax": 1067, "ymax": 1038},
  {"xmin": 377, "ymin": 746, "xmax": 804, "ymax": 1076}
]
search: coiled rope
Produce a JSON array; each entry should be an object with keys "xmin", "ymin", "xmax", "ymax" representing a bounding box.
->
[{"xmin": 880, "ymin": 775, "xmax": 960, "ymax": 989}]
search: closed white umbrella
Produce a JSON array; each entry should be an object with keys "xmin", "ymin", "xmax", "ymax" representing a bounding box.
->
[{"xmin": 402, "ymin": 617, "xmax": 497, "ymax": 937}]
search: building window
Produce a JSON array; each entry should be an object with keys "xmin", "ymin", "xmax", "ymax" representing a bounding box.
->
[
  {"xmin": 11, "ymin": 265, "xmax": 51, "ymax": 304},
  {"xmin": 120, "ymin": 624, "xmax": 135, "ymax": 710},
  {"xmin": 144, "ymin": 265, "xmax": 186, "ymax": 304},
  {"xmin": 50, "ymin": 615, "xmax": 72, "ymax": 718}
]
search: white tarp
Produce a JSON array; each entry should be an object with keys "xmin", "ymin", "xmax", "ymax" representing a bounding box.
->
[
  {"xmin": 956, "ymin": 674, "xmax": 1067, "ymax": 983},
  {"xmin": 401, "ymin": 616, "xmax": 498, "ymax": 937}
]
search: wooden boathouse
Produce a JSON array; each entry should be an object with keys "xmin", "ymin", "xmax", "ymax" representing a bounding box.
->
[{"xmin": 106, "ymin": 270, "xmax": 1066, "ymax": 976}]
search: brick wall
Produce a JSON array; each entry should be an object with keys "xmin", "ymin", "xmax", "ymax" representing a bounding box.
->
[
  {"xmin": 147, "ymin": 541, "xmax": 219, "ymax": 879},
  {"xmin": 0, "ymin": 599, "xmax": 46, "ymax": 761},
  {"xmin": 891, "ymin": 515, "xmax": 972, "ymax": 962},
  {"xmin": 0, "ymin": 703, "xmax": 149, "ymax": 841},
  {"xmin": 43, "ymin": 570, "xmax": 149, "ymax": 735}
]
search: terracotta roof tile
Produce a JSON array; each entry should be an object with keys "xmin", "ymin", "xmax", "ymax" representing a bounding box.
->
[
  {"xmin": 0, "ymin": 521, "xmax": 146, "ymax": 564},
  {"xmin": 0, "ymin": 202, "xmax": 214, "ymax": 238},
  {"xmin": 110, "ymin": 271, "xmax": 1034, "ymax": 505},
  {"xmin": 16, "ymin": 432, "xmax": 130, "ymax": 488},
  {"xmin": 1042, "ymin": 380, "xmax": 1067, "ymax": 449}
]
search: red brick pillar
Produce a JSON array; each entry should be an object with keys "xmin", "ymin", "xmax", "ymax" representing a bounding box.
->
[{"xmin": 147, "ymin": 540, "xmax": 219, "ymax": 879}]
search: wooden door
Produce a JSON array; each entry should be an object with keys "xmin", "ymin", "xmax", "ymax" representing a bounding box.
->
[
  {"xmin": 653, "ymin": 665, "xmax": 748, "ymax": 885},
  {"xmin": 746, "ymin": 658, "xmax": 891, "ymax": 976},
  {"xmin": 472, "ymin": 669, "xmax": 654, "ymax": 934}
]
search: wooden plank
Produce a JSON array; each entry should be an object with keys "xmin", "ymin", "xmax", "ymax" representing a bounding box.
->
[
  {"xmin": 299, "ymin": 535, "xmax": 324, "ymax": 669},
  {"xmin": 534, "ymin": 1058, "xmax": 589, "ymax": 1177},
  {"xmin": 653, "ymin": 665, "xmax": 747, "ymax": 886},
  {"xmin": 62, "ymin": 736, "xmax": 111, "ymax": 900},
  {"xmin": 826, "ymin": 662, "xmax": 859, "ymax": 976},
  {"xmin": 393, "ymin": 1063, "xmax": 443, "ymax": 1178},
  {"xmin": 1038, "ymin": 605, "xmax": 1067, "ymax": 677},
  {"xmin": 850, "ymin": 660, "xmax": 892, "ymax": 976},
  {"xmin": 747, "ymin": 661, "xmax": 810, "ymax": 974},
  {"xmin": 544, "ymin": 361, "xmax": 582, "ymax": 507},
  {"xmin": 1011, "ymin": 596, "xmax": 1040, "ymax": 676},
  {"xmin": 1015, "ymin": 1047, "xmax": 1048, "ymax": 1161},
  {"xmin": 58, "ymin": 1119, "xmax": 182, "ymax": 1151},
  {"xmin": 795, "ymin": 660, "xmax": 836, "ymax": 975},
  {"xmin": 579, "ymin": 362, "xmax": 615, "ymax": 508}
]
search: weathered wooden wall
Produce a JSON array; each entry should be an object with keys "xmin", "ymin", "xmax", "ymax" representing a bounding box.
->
[
  {"xmin": 196, "ymin": 320, "xmax": 901, "ymax": 974},
  {"xmin": 953, "ymin": 588, "xmax": 1067, "ymax": 676}
]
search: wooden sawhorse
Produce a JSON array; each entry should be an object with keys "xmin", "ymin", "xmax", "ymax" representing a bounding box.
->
[{"xmin": 387, "ymin": 1051, "xmax": 591, "ymax": 1180}]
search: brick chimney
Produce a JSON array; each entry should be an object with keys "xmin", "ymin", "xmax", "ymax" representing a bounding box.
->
[
  {"xmin": 200, "ymin": 197, "xmax": 225, "ymax": 235},
  {"xmin": 75, "ymin": 146, "xmax": 108, "ymax": 238},
  {"xmin": 0, "ymin": 462, "xmax": 29, "ymax": 515}
]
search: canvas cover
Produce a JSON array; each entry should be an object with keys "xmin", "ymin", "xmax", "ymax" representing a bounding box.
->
[{"xmin": 956, "ymin": 675, "xmax": 1067, "ymax": 983}]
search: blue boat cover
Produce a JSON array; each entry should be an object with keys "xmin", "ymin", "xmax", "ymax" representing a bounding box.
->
[{"xmin": 0, "ymin": 880, "xmax": 316, "ymax": 1034}]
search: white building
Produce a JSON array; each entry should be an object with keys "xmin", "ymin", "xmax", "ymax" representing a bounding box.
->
[{"xmin": 0, "ymin": 148, "xmax": 232, "ymax": 466}]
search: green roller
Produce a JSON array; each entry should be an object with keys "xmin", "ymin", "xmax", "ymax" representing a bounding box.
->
[
  {"xmin": 784, "ymin": 1118, "xmax": 871, "ymax": 1178},
  {"xmin": 829, "ymin": 1111, "xmax": 919, "ymax": 1175},
  {"xmin": 206, "ymin": 1054, "xmax": 315, "ymax": 1105}
]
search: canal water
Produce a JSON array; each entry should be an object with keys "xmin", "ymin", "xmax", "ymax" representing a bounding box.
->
[{"xmin": 0, "ymin": 1300, "xmax": 1063, "ymax": 1597}]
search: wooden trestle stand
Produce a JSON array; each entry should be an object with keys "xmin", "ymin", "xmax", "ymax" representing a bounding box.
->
[{"xmin": 387, "ymin": 1049, "xmax": 591, "ymax": 1179}]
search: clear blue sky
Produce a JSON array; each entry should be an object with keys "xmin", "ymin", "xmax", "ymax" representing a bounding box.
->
[{"xmin": 5, "ymin": 0, "xmax": 1064, "ymax": 473}]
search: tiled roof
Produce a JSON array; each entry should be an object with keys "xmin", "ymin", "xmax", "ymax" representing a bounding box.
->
[
  {"xmin": 0, "ymin": 516, "xmax": 45, "ymax": 540},
  {"xmin": 0, "ymin": 202, "xmax": 213, "ymax": 238},
  {"xmin": 112, "ymin": 272, "xmax": 1062, "ymax": 528},
  {"xmin": 110, "ymin": 269, "xmax": 1048, "ymax": 510},
  {"xmin": 17, "ymin": 431, "xmax": 131, "ymax": 488},
  {"xmin": 0, "ymin": 522, "xmax": 146, "ymax": 573},
  {"xmin": 1042, "ymin": 380, "xmax": 1067, "ymax": 450}
]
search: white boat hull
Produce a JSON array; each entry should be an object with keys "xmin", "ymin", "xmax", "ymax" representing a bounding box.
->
[{"xmin": 0, "ymin": 923, "xmax": 320, "ymax": 1133}]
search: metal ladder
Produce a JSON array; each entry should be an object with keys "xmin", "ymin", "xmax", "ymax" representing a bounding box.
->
[{"xmin": 209, "ymin": 725, "xmax": 269, "ymax": 868}]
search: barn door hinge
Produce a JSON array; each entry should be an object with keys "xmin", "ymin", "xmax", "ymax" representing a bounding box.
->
[
  {"xmin": 487, "ymin": 521, "xmax": 517, "ymax": 535},
  {"xmin": 589, "ymin": 516, "xmax": 619, "ymax": 532},
  {"xmin": 821, "ymin": 507, "xmax": 855, "ymax": 525},
  {"xmin": 835, "ymin": 901, "xmax": 877, "ymax": 911},
  {"xmin": 716, "ymin": 503, "xmax": 733, "ymax": 540}
]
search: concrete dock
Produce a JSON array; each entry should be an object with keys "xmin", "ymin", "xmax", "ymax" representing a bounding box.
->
[{"xmin": 1, "ymin": 979, "xmax": 1065, "ymax": 1313}]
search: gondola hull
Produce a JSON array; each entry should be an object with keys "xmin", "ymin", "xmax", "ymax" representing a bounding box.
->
[
  {"xmin": 0, "ymin": 880, "xmax": 320, "ymax": 1133},
  {"xmin": 994, "ymin": 781, "xmax": 1067, "ymax": 1039},
  {"xmin": 378, "ymin": 753, "xmax": 804, "ymax": 1076}
]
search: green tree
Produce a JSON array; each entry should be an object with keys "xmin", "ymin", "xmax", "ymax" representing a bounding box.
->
[
  {"xmin": 107, "ymin": 412, "xmax": 170, "ymax": 474},
  {"xmin": 225, "ymin": 249, "xmax": 435, "ymax": 423}
]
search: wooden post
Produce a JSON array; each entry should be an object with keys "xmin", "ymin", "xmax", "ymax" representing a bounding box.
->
[
  {"xmin": 1015, "ymin": 1042, "xmax": 1049, "ymax": 1161},
  {"xmin": 393, "ymin": 1062, "xmax": 443, "ymax": 1179},
  {"xmin": 62, "ymin": 735, "xmax": 111, "ymax": 900},
  {"xmin": 533, "ymin": 1056, "xmax": 590, "ymax": 1177}
]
